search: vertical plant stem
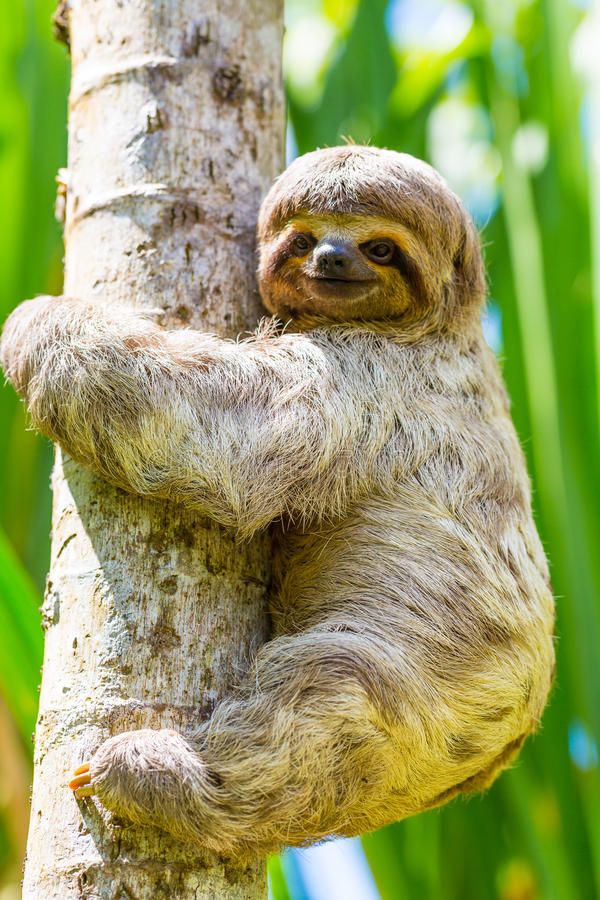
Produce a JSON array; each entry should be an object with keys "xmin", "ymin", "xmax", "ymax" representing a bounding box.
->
[
  {"xmin": 488, "ymin": 78, "xmax": 600, "ymax": 900},
  {"xmin": 589, "ymin": 3, "xmax": 600, "ymax": 446}
]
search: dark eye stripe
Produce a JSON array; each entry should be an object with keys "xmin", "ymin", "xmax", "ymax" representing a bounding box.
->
[
  {"xmin": 360, "ymin": 239, "xmax": 395, "ymax": 264},
  {"xmin": 291, "ymin": 233, "xmax": 315, "ymax": 256},
  {"xmin": 390, "ymin": 247, "xmax": 427, "ymax": 305},
  {"xmin": 264, "ymin": 233, "xmax": 314, "ymax": 276}
]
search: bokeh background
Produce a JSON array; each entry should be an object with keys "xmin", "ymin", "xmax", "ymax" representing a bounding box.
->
[{"xmin": 2, "ymin": 0, "xmax": 600, "ymax": 897}]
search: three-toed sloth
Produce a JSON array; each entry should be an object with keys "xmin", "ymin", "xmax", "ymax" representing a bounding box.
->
[{"xmin": 1, "ymin": 146, "xmax": 555, "ymax": 858}]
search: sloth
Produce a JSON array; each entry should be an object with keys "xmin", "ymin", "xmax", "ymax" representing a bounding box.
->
[{"xmin": 0, "ymin": 146, "xmax": 555, "ymax": 858}]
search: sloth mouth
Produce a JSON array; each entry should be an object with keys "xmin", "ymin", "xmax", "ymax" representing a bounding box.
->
[
  {"xmin": 306, "ymin": 275, "xmax": 376, "ymax": 294},
  {"xmin": 305, "ymin": 278, "xmax": 376, "ymax": 304},
  {"xmin": 310, "ymin": 274, "xmax": 375, "ymax": 285},
  {"xmin": 315, "ymin": 276, "xmax": 370, "ymax": 285}
]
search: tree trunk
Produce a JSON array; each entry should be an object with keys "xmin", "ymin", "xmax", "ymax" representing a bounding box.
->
[{"xmin": 22, "ymin": 1, "xmax": 283, "ymax": 897}]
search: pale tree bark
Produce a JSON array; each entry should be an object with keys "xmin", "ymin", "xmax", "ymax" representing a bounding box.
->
[{"xmin": 22, "ymin": 1, "xmax": 284, "ymax": 897}]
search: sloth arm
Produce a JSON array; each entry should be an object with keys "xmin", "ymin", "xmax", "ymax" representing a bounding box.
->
[{"xmin": 0, "ymin": 295, "xmax": 389, "ymax": 535}]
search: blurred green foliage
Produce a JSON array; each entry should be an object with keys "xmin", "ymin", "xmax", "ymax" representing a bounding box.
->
[{"xmin": 1, "ymin": 0, "xmax": 599, "ymax": 897}]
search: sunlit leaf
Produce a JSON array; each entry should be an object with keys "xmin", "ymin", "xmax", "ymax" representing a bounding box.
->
[{"xmin": 0, "ymin": 527, "xmax": 42, "ymax": 742}]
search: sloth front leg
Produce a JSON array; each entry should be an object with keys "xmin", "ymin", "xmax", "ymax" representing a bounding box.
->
[
  {"xmin": 1, "ymin": 295, "xmax": 379, "ymax": 536},
  {"xmin": 69, "ymin": 630, "xmax": 406, "ymax": 857}
]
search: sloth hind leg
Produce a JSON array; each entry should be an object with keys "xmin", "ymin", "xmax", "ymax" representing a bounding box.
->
[{"xmin": 89, "ymin": 629, "xmax": 407, "ymax": 857}]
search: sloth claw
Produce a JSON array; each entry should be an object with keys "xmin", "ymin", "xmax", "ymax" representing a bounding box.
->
[{"xmin": 69, "ymin": 762, "xmax": 95, "ymax": 798}]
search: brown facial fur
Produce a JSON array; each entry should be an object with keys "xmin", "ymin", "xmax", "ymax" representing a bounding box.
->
[
  {"xmin": 0, "ymin": 145, "xmax": 554, "ymax": 859},
  {"xmin": 260, "ymin": 213, "xmax": 427, "ymax": 321},
  {"xmin": 258, "ymin": 146, "xmax": 485, "ymax": 330}
]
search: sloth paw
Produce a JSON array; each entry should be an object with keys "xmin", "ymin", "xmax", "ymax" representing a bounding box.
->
[{"xmin": 68, "ymin": 728, "xmax": 211, "ymax": 840}]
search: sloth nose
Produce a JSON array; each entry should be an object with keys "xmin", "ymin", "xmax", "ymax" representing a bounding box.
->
[{"xmin": 314, "ymin": 242, "xmax": 354, "ymax": 276}]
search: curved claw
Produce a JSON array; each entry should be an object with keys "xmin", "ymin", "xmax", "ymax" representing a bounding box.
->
[{"xmin": 69, "ymin": 762, "xmax": 95, "ymax": 799}]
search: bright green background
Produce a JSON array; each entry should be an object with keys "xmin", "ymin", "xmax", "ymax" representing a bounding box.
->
[{"xmin": 1, "ymin": 1, "xmax": 599, "ymax": 897}]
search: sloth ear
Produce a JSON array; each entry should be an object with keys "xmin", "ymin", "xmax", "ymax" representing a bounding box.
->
[{"xmin": 453, "ymin": 217, "xmax": 486, "ymax": 308}]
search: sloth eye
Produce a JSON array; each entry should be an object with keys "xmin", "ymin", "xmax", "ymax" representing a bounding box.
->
[
  {"xmin": 291, "ymin": 233, "xmax": 314, "ymax": 256},
  {"xmin": 364, "ymin": 240, "xmax": 395, "ymax": 265}
]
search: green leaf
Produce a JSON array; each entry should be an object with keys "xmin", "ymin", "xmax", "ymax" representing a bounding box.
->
[
  {"xmin": 289, "ymin": 0, "xmax": 396, "ymax": 151},
  {"xmin": 0, "ymin": 527, "xmax": 42, "ymax": 742}
]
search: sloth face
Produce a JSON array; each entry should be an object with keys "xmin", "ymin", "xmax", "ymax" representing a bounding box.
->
[
  {"xmin": 257, "ymin": 146, "xmax": 486, "ymax": 327},
  {"xmin": 258, "ymin": 212, "xmax": 425, "ymax": 321}
]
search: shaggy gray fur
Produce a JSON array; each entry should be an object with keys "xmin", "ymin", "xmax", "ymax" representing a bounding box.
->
[{"xmin": 0, "ymin": 146, "xmax": 555, "ymax": 858}]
